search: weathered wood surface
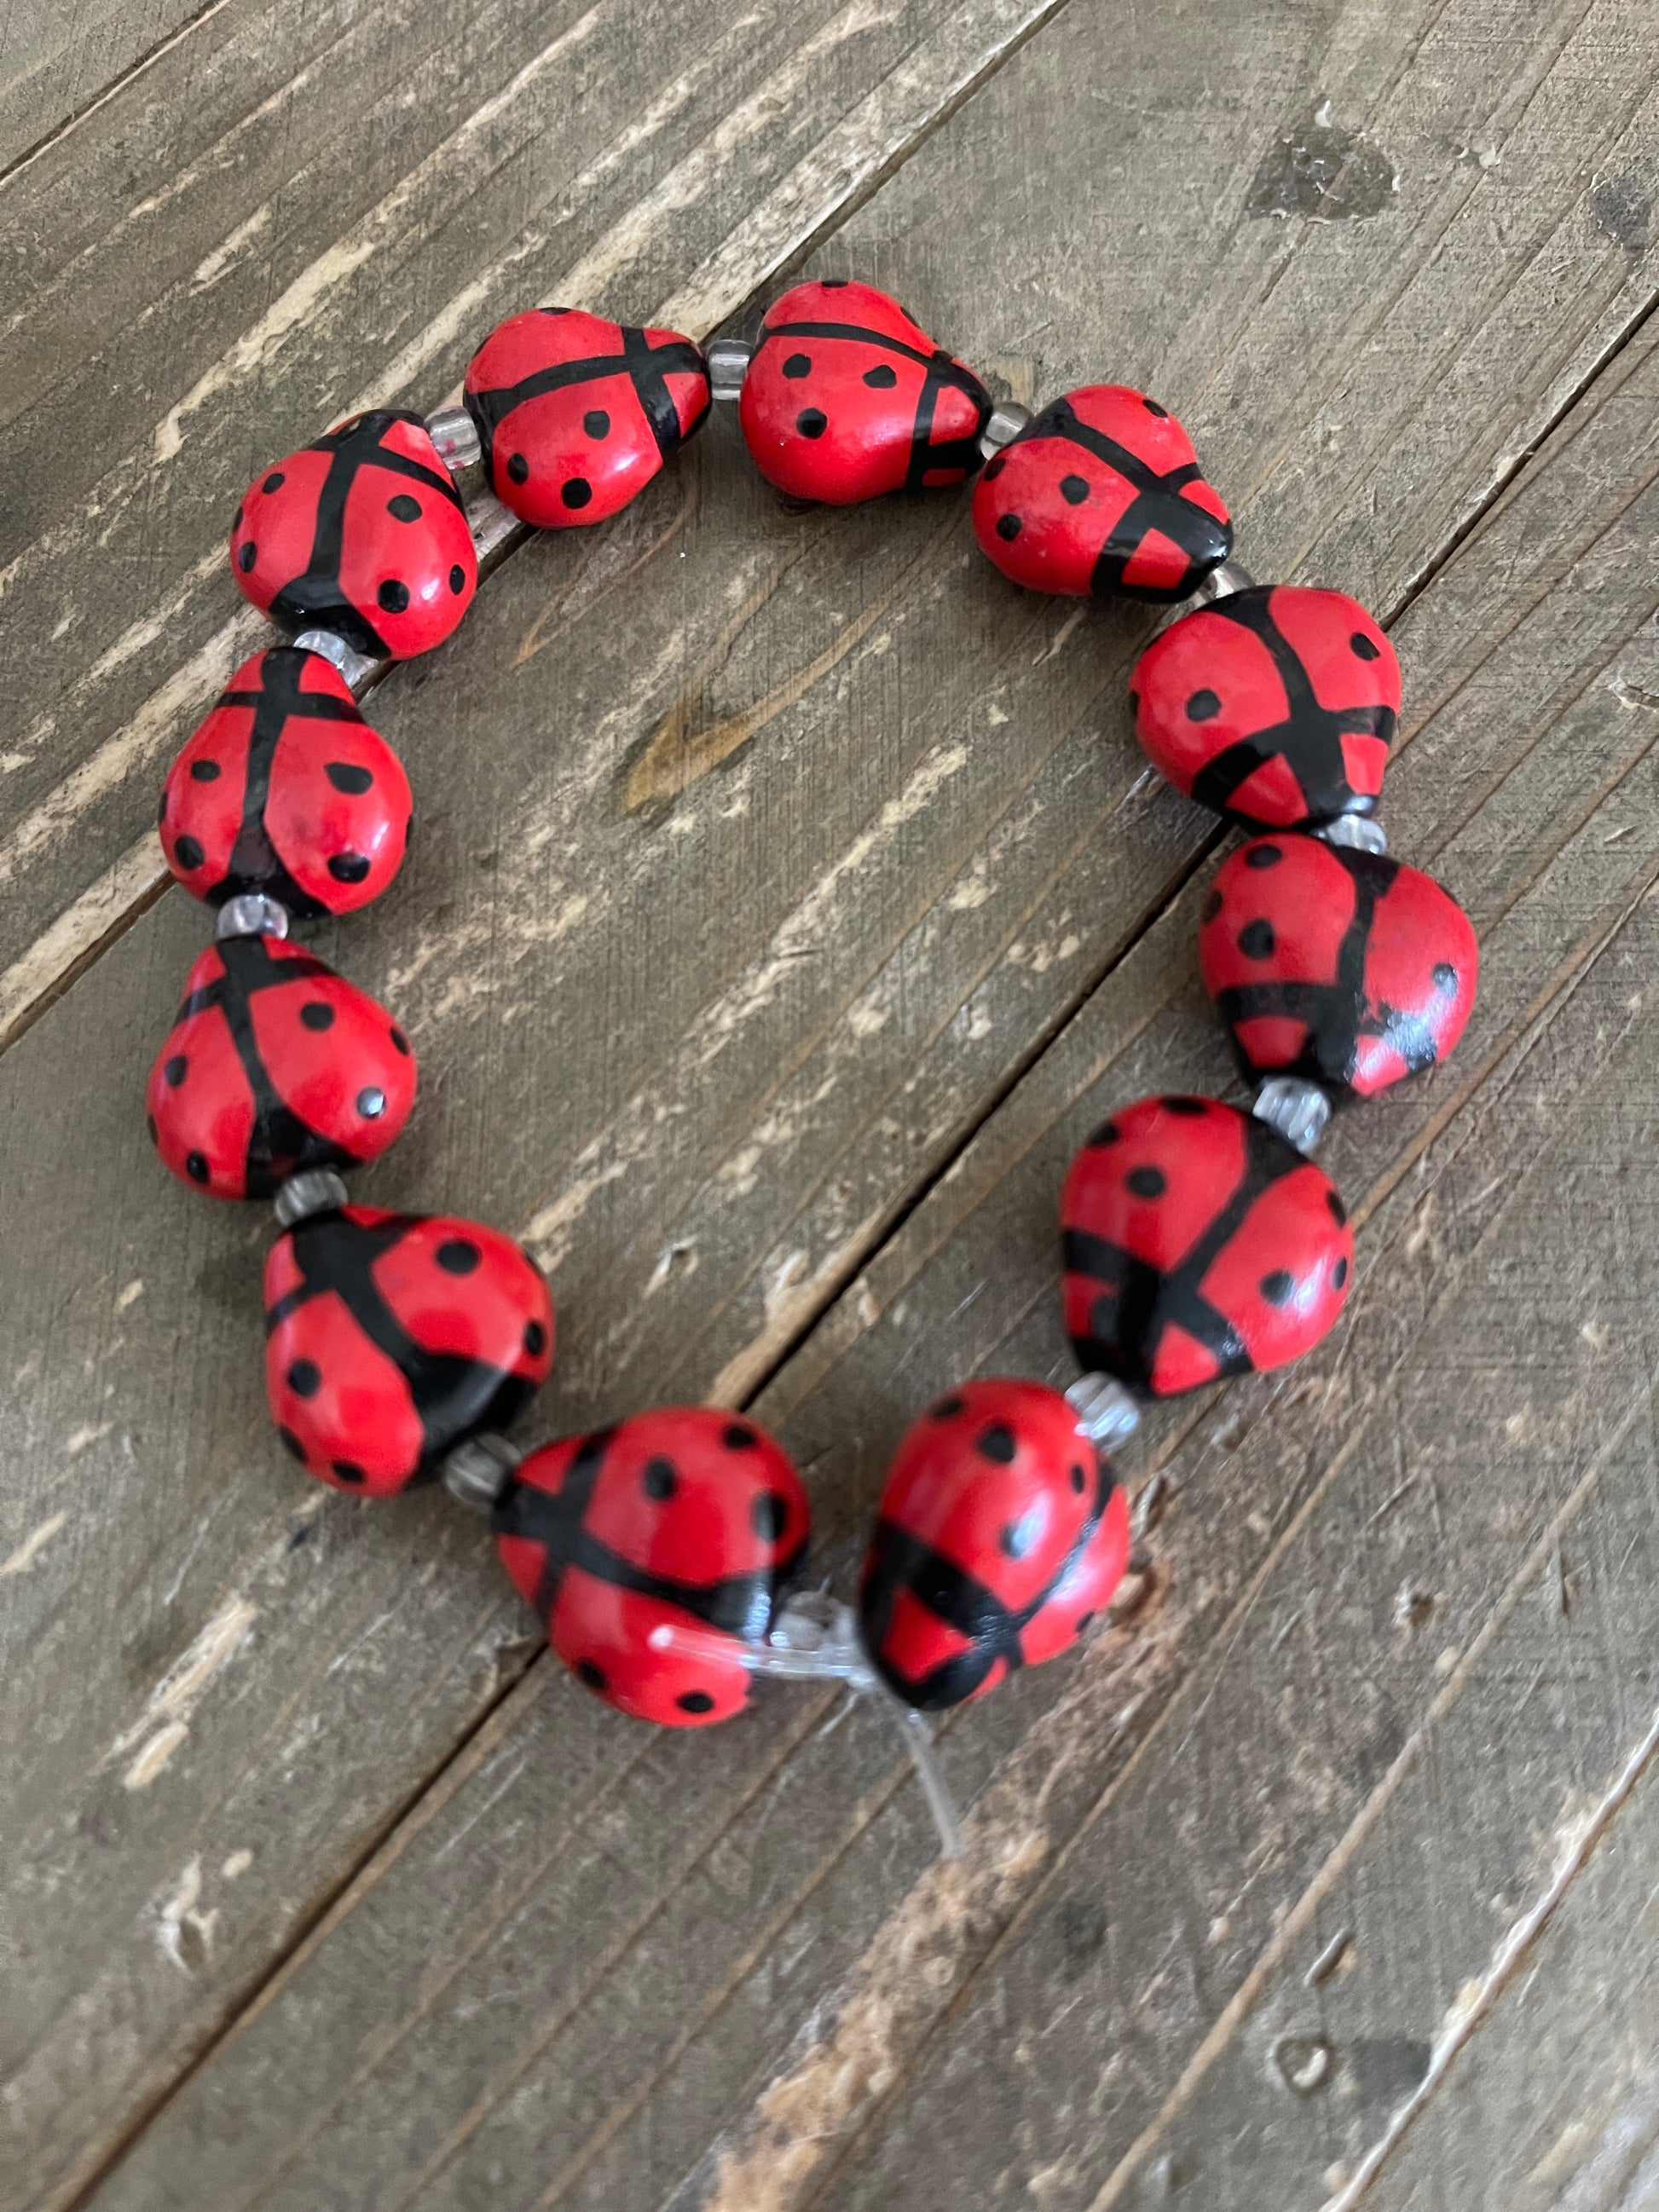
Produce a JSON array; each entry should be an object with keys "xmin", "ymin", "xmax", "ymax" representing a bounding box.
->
[
  {"xmin": 1, "ymin": 0, "xmax": 1656, "ymax": 2205},
  {"xmin": 0, "ymin": 0, "xmax": 208, "ymax": 177}
]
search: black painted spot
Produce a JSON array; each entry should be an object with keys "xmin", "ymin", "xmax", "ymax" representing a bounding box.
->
[
  {"xmin": 821, "ymin": 278, "xmax": 848, "ymax": 287},
  {"xmin": 795, "ymin": 408, "xmax": 828, "ymax": 438},
  {"xmin": 1432, "ymin": 962, "xmax": 1457, "ymax": 990},
  {"xmin": 1070, "ymin": 1462, "xmax": 1087, "ymax": 1493},
  {"xmin": 186, "ymin": 1151, "xmax": 210, "ymax": 1184},
  {"xmin": 1076, "ymin": 1609, "xmax": 1096, "ymax": 1633},
  {"xmin": 977, "ymin": 1424, "xmax": 1018, "ymax": 1464},
  {"xmin": 299, "ymin": 1001, "xmax": 336, "ymax": 1031},
  {"xmin": 288, "ymin": 1358, "xmax": 322, "ymax": 1397},
  {"xmin": 326, "ymin": 761, "xmax": 373, "ymax": 794},
  {"xmin": 1060, "ymin": 474, "xmax": 1090, "ymax": 505},
  {"xmin": 449, "ymin": 566, "xmax": 466, "ymax": 594},
  {"xmin": 724, "ymin": 1423, "xmax": 758, "ymax": 1450},
  {"xmin": 237, "ymin": 541, "xmax": 257, "ymax": 574},
  {"xmin": 678, "ymin": 1689, "xmax": 715, "ymax": 1714},
  {"xmin": 1202, "ymin": 888, "xmax": 1223, "ymax": 925},
  {"xmin": 1164, "ymin": 1097, "xmax": 1208, "ymax": 1116},
  {"xmin": 1350, "ymin": 631, "xmax": 1382, "ymax": 661},
  {"xmin": 173, "ymin": 835, "xmax": 205, "ymax": 869},
  {"xmin": 1142, "ymin": 398, "xmax": 1169, "ymax": 418},
  {"xmin": 332, "ymin": 1460, "xmax": 367, "ymax": 1485},
  {"xmin": 327, "ymin": 852, "xmax": 371, "ymax": 883},
  {"xmin": 1186, "ymin": 688, "xmax": 1221, "ymax": 721},
  {"xmin": 1239, "ymin": 918, "xmax": 1276, "ymax": 960},
  {"xmin": 576, "ymin": 1659, "xmax": 607, "ymax": 1691},
  {"xmin": 1246, "ymin": 842, "xmax": 1284, "ymax": 869},
  {"xmin": 263, "ymin": 471, "xmax": 286, "ymax": 494},
  {"xmin": 863, "ymin": 364, "xmax": 898, "ymax": 389},
  {"xmin": 643, "ymin": 1457, "xmax": 677, "ymax": 1501},
  {"xmin": 1332, "ymin": 1256, "xmax": 1349, "ymax": 1288},
  {"xmin": 562, "ymin": 477, "xmax": 592, "ymax": 509},
  {"xmin": 1090, "ymin": 1121, "xmax": 1121, "ymax": 1146},
  {"xmin": 507, "ymin": 452, "xmax": 529, "ymax": 484},
  {"xmin": 158, "ymin": 792, "xmax": 169, "ymax": 823},
  {"xmin": 983, "ymin": 455, "xmax": 1005, "ymax": 482},
  {"xmin": 389, "ymin": 1025, "xmax": 411, "ymax": 1055},
  {"xmin": 996, "ymin": 513, "xmax": 1022, "ymax": 541},
  {"xmin": 378, "ymin": 580, "xmax": 410, "ymax": 614},
  {"xmin": 190, "ymin": 759, "xmax": 221, "ymax": 783},
  {"xmin": 1327, "ymin": 1189, "xmax": 1348, "ymax": 1227},
  {"xmin": 147, "ymin": 1114, "xmax": 159, "ymax": 1147},
  {"xmin": 356, "ymin": 1087, "xmax": 385, "ymax": 1119},
  {"xmin": 278, "ymin": 1425, "xmax": 307, "ymax": 1461},
  {"xmin": 436, "ymin": 1238, "xmax": 481, "ymax": 1275},
  {"xmin": 1127, "ymin": 1165, "xmax": 1166, "ymax": 1198},
  {"xmin": 783, "ymin": 353, "xmax": 812, "ymax": 378},
  {"xmin": 523, "ymin": 1320, "xmax": 546, "ymax": 1357},
  {"xmin": 751, "ymin": 1491, "xmax": 789, "ymax": 1541},
  {"xmin": 164, "ymin": 1054, "xmax": 188, "ymax": 1088},
  {"xmin": 1259, "ymin": 1269, "xmax": 1294, "ymax": 1306},
  {"xmin": 387, "ymin": 494, "xmax": 422, "ymax": 522},
  {"xmin": 932, "ymin": 1395, "xmax": 965, "ymax": 1420},
  {"xmin": 583, "ymin": 409, "xmax": 610, "ymax": 438}
]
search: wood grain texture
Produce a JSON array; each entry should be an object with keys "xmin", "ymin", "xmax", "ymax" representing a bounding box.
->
[
  {"xmin": 0, "ymin": 0, "xmax": 216, "ymax": 176},
  {"xmin": 3, "ymin": 0, "xmax": 1658, "ymax": 2203}
]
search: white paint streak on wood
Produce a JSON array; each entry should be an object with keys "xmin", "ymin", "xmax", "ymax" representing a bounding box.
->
[
  {"xmin": 0, "ymin": 1509, "xmax": 67, "ymax": 1576},
  {"xmin": 124, "ymin": 1720, "xmax": 191, "ymax": 1792},
  {"xmin": 107, "ymin": 1591, "xmax": 258, "ymax": 1765}
]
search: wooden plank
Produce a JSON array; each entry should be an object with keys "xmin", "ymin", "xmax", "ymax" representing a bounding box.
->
[
  {"xmin": 60, "ymin": 182, "xmax": 1659, "ymax": 2212},
  {"xmin": 1356, "ymin": 1764, "xmax": 1659, "ymax": 2212},
  {"xmin": 0, "ymin": 0, "xmax": 211, "ymax": 176},
  {"xmin": 4, "ymin": 0, "xmax": 1658, "ymax": 2200},
  {"xmin": 0, "ymin": 0, "xmax": 1074, "ymax": 1031}
]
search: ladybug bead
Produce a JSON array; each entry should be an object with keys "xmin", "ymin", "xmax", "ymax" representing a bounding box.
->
[
  {"xmin": 1200, "ymin": 835, "xmax": 1479, "ymax": 1099},
  {"xmin": 858, "ymin": 1380, "xmax": 1130, "ymax": 1712},
  {"xmin": 229, "ymin": 410, "xmax": 477, "ymax": 660},
  {"xmin": 463, "ymin": 309, "xmax": 709, "ymax": 529},
  {"xmin": 973, "ymin": 386, "xmax": 1232, "ymax": 603},
  {"xmin": 492, "ymin": 1407, "xmax": 811, "ymax": 1726},
  {"xmin": 1061, "ymin": 1094, "xmax": 1353, "ymax": 1396},
  {"xmin": 264, "ymin": 1205, "xmax": 553, "ymax": 1496},
  {"xmin": 1131, "ymin": 584, "xmax": 1398, "ymax": 828},
  {"xmin": 737, "ymin": 279, "xmax": 991, "ymax": 505},
  {"xmin": 159, "ymin": 648, "xmax": 411, "ymax": 916},
  {"xmin": 147, "ymin": 934, "xmax": 417, "ymax": 1199}
]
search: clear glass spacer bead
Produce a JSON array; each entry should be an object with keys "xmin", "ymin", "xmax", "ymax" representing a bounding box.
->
[
  {"xmin": 292, "ymin": 627, "xmax": 379, "ymax": 690},
  {"xmin": 217, "ymin": 892, "xmax": 289, "ymax": 940},
  {"xmin": 978, "ymin": 400, "xmax": 1033, "ymax": 460},
  {"xmin": 424, "ymin": 405, "xmax": 482, "ymax": 471},
  {"xmin": 273, "ymin": 1168, "xmax": 349, "ymax": 1228},
  {"xmin": 1065, "ymin": 1373, "xmax": 1142, "ymax": 1450},
  {"xmin": 442, "ymin": 1432, "xmax": 523, "ymax": 1512},
  {"xmin": 705, "ymin": 338, "xmax": 752, "ymax": 401},
  {"xmin": 1315, "ymin": 813, "xmax": 1389, "ymax": 856},
  {"xmin": 1254, "ymin": 1076, "xmax": 1332, "ymax": 1155}
]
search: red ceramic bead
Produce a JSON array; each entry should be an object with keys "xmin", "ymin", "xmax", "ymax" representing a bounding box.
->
[
  {"xmin": 1130, "ymin": 584, "xmax": 1398, "ymax": 828},
  {"xmin": 858, "ymin": 1379, "xmax": 1130, "ymax": 1712},
  {"xmin": 264, "ymin": 1205, "xmax": 553, "ymax": 1496},
  {"xmin": 229, "ymin": 409, "xmax": 477, "ymax": 660},
  {"xmin": 973, "ymin": 385, "xmax": 1232, "ymax": 602},
  {"xmin": 1061, "ymin": 1094, "xmax": 1352, "ymax": 1396},
  {"xmin": 1200, "ymin": 833, "xmax": 1478, "ymax": 1100},
  {"xmin": 494, "ymin": 1407, "xmax": 811, "ymax": 1726},
  {"xmin": 737, "ymin": 278, "xmax": 990, "ymax": 505},
  {"xmin": 463, "ymin": 308, "xmax": 709, "ymax": 528},
  {"xmin": 159, "ymin": 647, "xmax": 411, "ymax": 917},
  {"xmin": 147, "ymin": 934, "xmax": 417, "ymax": 1199}
]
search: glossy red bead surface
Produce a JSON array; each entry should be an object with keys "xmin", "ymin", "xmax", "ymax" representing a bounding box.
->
[
  {"xmin": 858, "ymin": 1379, "xmax": 1130, "ymax": 1712},
  {"xmin": 1200, "ymin": 833, "xmax": 1478, "ymax": 1099},
  {"xmin": 494, "ymin": 1407, "xmax": 811, "ymax": 1726},
  {"xmin": 737, "ymin": 278, "xmax": 990, "ymax": 505},
  {"xmin": 229, "ymin": 409, "xmax": 477, "ymax": 660},
  {"xmin": 1061, "ymin": 1094, "xmax": 1352, "ymax": 1396},
  {"xmin": 973, "ymin": 385, "xmax": 1231, "ymax": 602},
  {"xmin": 1131, "ymin": 585, "xmax": 1398, "ymax": 828},
  {"xmin": 147, "ymin": 934, "xmax": 416, "ymax": 1199},
  {"xmin": 264, "ymin": 1206, "xmax": 552, "ymax": 1495},
  {"xmin": 464, "ymin": 308, "xmax": 708, "ymax": 529},
  {"xmin": 159, "ymin": 648, "xmax": 411, "ymax": 917}
]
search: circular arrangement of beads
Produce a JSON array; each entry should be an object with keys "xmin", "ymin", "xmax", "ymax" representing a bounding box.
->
[{"xmin": 148, "ymin": 281, "xmax": 1477, "ymax": 1852}]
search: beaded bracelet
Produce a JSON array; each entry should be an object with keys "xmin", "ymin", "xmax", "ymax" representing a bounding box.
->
[{"xmin": 146, "ymin": 279, "xmax": 1477, "ymax": 1857}]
